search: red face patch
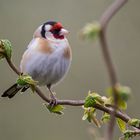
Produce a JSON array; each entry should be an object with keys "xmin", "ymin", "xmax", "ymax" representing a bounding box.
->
[
  {"xmin": 52, "ymin": 22, "xmax": 63, "ymax": 30},
  {"xmin": 53, "ymin": 34, "xmax": 64, "ymax": 39},
  {"xmin": 50, "ymin": 22, "xmax": 64, "ymax": 39}
]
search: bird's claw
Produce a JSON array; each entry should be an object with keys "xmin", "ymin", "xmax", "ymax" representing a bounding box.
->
[{"xmin": 49, "ymin": 97, "xmax": 58, "ymax": 108}]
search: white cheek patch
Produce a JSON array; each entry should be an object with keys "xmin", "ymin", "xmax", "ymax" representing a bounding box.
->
[
  {"xmin": 33, "ymin": 25, "xmax": 43, "ymax": 38},
  {"xmin": 45, "ymin": 25, "xmax": 52, "ymax": 31}
]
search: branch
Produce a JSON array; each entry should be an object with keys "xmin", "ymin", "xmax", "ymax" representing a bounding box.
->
[
  {"xmin": 100, "ymin": 0, "xmax": 128, "ymax": 29},
  {"xmin": 99, "ymin": 0, "xmax": 128, "ymax": 140},
  {"xmin": 5, "ymin": 57, "xmax": 21, "ymax": 75},
  {"xmin": 4, "ymin": 56, "xmax": 140, "ymax": 131}
]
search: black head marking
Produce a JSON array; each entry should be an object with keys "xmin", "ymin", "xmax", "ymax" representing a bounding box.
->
[
  {"xmin": 45, "ymin": 21, "xmax": 57, "ymax": 26},
  {"xmin": 41, "ymin": 21, "xmax": 57, "ymax": 38}
]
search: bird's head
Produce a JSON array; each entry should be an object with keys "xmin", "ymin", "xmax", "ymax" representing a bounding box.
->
[{"xmin": 34, "ymin": 21, "xmax": 69, "ymax": 40}]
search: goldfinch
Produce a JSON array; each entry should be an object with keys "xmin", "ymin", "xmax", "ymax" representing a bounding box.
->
[{"xmin": 2, "ymin": 21, "xmax": 72, "ymax": 105}]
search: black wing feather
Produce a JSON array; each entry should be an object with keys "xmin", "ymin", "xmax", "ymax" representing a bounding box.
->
[{"xmin": 1, "ymin": 83, "xmax": 22, "ymax": 98}]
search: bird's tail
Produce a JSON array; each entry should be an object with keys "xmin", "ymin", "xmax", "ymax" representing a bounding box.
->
[{"xmin": 1, "ymin": 83, "xmax": 22, "ymax": 98}]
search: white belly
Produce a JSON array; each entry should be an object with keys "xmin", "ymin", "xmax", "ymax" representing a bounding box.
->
[{"xmin": 20, "ymin": 47, "xmax": 71, "ymax": 86}]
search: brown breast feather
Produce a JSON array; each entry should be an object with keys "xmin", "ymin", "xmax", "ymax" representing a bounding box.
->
[
  {"xmin": 37, "ymin": 38, "xmax": 53, "ymax": 54},
  {"xmin": 63, "ymin": 46, "xmax": 72, "ymax": 59}
]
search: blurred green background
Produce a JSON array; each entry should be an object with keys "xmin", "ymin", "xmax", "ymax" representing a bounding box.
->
[{"xmin": 0, "ymin": 0, "xmax": 140, "ymax": 140}]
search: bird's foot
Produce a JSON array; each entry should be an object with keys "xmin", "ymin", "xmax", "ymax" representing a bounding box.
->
[{"xmin": 49, "ymin": 92, "xmax": 57, "ymax": 108}]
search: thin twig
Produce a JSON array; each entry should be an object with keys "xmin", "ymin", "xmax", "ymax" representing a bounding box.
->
[
  {"xmin": 4, "ymin": 57, "xmax": 140, "ymax": 130},
  {"xmin": 5, "ymin": 57, "xmax": 21, "ymax": 75},
  {"xmin": 99, "ymin": 0, "xmax": 128, "ymax": 140}
]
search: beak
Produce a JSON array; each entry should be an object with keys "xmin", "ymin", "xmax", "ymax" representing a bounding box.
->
[{"xmin": 60, "ymin": 28, "xmax": 69, "ymax": 36}]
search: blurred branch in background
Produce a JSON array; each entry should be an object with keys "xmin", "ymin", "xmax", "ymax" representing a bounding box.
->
[{"xmin": 99, "ymin": 0, "xmax": 128, "ymax": 140}]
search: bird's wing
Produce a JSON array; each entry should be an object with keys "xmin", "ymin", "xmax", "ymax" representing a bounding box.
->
[
  {"xmin": 1, "ymin": 83, "xmax": 22, "ymax": 98},
  {"xmin": 20, "ymin": 38, "xmax": 53, "ymax": 73}
]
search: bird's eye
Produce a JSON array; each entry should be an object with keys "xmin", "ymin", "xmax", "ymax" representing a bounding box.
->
[{"xmin": 50, "ymin": 28, "xmax": 61, "ymax": 35}]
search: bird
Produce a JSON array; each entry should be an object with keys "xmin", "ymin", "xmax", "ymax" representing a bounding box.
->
[{"xmin": 1, "ymin": 21, "xmax": 72, "ymax": 105}]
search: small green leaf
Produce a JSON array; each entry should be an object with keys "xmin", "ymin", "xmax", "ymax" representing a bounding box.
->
[
  {"xmin": 117, "ymin": 118, "xmax": 126, "ymax": 133},
  {"xmin": 0, "ymin": 39, "xmax": 12, "ymax": 60},
  {"xmin": 16, "ymin": 74, "xmax": 38, "ymax": 86},
  {"xmin": 106, "ymin": 87, "xmax": 113, "ymax": 97},
  {"xmin": 102, "ymin": 113, "xmax": 110, "ymax": 123},
  {"xmin": 90, "ymin": 92, "xmax": 104, "ymax": 105},
  {"xmin": 84, "ymin": 91, "xmax": 104, "ymax": 108},
  {"xmin": 87, "ymin": 110, "xmax": 94, "ymax": 123},
  {"xmin": 128, "ymin": 118, "xmax": 140, "ymax": 128},
  {"xmin": 82, "ymin": 107, "xmax": 95, "ymax": 119},
  {"xmin": 118, "ymin": 99, "xmax": 127, "ymax": 110},
  {"xmin": 87, "ymin": 115, "xmax": 92, "ymax": 123},
  {"xmin": 45, "ymin": 104, "xmax": 64, "ymax": 115},
  {"xmin": 107, "ymin": 85, "xmax": 131, "ymax": 102},
  {"xmin": 91, "ymin": 113, "xmax": 101, "ymax": 128},
  {"xmin": 103, "ymin": 97, "xmax": 113, "ymax": 106},
  {"xmin": 16, "ymin": 74, "xmax": 38, "ymax": 92},
  {"xmin": 83, "ymin": 91, "xmax": 104, "ymax": 126},
  {"xmin": 107, "ymin": 85, "xmax": 131, "ymax": 110},
  {"xmin": 30, "ymin": 85, "xmax": 36, "ymax": 93},
  {"xmin": 82, "ymin": 112, "xmax": 88, "ymax": 121},
  {"xmin": 117, "ymin": 86, "xmax": 131, "ymax": 102},
  {"xmin": 84, "ymin": 95, "xmax": 96, "ymax": 107},
  {"xmin": 81, "ymin": 21, "xmax": 101, "ymax": 40},
  {"xmin": 82, "ymin": 107, "xmax": 95, "ymax": 122},
  {"xmin": 16, "ymin": 76, "xmax": 28, "ymax": 86},
  {"xmin": 121, "ymin": 130, "xmax": 137, "ymax": 140},
  {"xmin": 82, "ymin": 106, "xmax": 100, "ymax": 127}
]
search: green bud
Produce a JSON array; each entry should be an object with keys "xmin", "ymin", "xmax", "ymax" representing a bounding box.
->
[
  {"xmin": 123, "ymin": 130, "xmax": 136, "ymax": 140},
  {"xmin": 44, "ymin": 104, "xmax": 64, "ymax": 115},
  {"xmin": 117, "ymin": 118, "xmax": 126, "ymax": 133},
  {"xmin": 82, "ymin": 106, "xmax": 100, "ymax": 127},
  {"xmin": 128, "ymin": 118, "xmax": 140, "ymax": 128},
  {"xmin": 81, "ymin": 21, "xmax": 101, "ymax": 40},
  {"xmin": 102, "ymin": 113, "xmax": 110, "ymax": 123},
  {"xmin": 84, "ymin": 91, "xmax": 104, "ymax": 108},
  {"xmin": 0, "ymin": 39, "xmax": 12, "ymax": 60},
  {"xmin": 16, "ymin": 74, "xmax": 38, "ymax": 92}
]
